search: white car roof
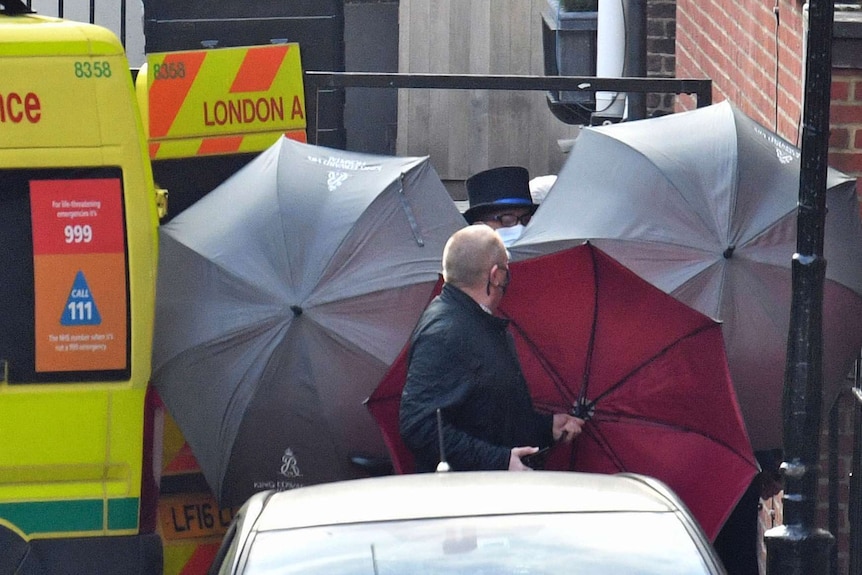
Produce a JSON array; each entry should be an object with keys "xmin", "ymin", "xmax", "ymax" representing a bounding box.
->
[{"xmin": 251, "ymin": 471, "xmax": 684, "ymax": 532}]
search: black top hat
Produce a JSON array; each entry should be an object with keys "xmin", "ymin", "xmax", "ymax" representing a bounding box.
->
[{"xmin": 463, "ymin": 166, "xmax": 538, "ymax": 224}]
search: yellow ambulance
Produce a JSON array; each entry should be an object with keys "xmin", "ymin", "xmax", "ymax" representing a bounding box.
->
[
  {"xmin": 0, "ymin": 2, "xmax": 308, "ymax": 572},
  {"xmin": 0, "ymin": 4, "xmax": 163, "ymax": 573}
]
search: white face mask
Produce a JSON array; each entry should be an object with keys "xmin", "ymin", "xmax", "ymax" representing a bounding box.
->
[{"xmin": 496, "ymin": 224, "xmax": 525, "ymax": 247}]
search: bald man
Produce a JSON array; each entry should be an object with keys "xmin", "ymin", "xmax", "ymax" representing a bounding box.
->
[{"xmin": 400, "ymin": 225, "xmax": 583, "ymax": 472}]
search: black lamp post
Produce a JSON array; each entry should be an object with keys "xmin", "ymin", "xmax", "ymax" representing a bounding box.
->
[{"xmin": 764, "ymin": 0, "xmax": 836, "ymax": 572}]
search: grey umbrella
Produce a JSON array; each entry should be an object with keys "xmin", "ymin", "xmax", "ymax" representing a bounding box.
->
[
  {"xmin": 152, "ymin": 137, "xmax": 465, "ymax": 506},
  {"xmin": 511, "ymin": 101, "xmax": 862, "ymax": 451}
]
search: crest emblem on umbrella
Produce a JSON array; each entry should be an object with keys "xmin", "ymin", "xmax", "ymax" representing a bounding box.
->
[{"xmin": 280, "ymin": 449, "xmax": 301, "ymax": 479}]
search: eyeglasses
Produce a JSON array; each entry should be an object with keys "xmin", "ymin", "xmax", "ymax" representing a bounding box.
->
[{"xmin": 484, "ymin": 212, "xmax": 532, "ymax": 228}]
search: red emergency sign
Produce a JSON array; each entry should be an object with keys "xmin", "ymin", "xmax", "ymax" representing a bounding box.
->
[{"xmin": 30, "ymin": 177, "xmax": 128, "ymax": 373}]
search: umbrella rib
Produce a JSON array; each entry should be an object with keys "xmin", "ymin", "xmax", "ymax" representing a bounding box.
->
[
  {"xmin": 592, "ymin": 322, "xmax": 717, "ymax": 406},
  {"xmin": 505, "ymin": 319, "xmax": 578, "ymax": 408},
  {"xmin": 590, "ymin": 412, "xmax": 759, "ymax": 468},
  {"xmin": 578, "ymin": 245, "xmax": 601, "ymax": 414},
  {"xmin": 396, "ymin": 173, "xmax": 425, "ymax": 247},
  {"xmin": 580, "ymin": 421, "xmax": 627, "ymax": 471}
]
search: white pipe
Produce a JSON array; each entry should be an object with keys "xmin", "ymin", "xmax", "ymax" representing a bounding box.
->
[{"xmin": 596, "ymin": 0, "xmax": 626, "ymax": 119}]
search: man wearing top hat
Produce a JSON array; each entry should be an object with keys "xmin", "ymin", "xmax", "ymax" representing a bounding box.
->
[{"xmin": 463, "ymin": 166, "xmax": 539, "ymax": 247}]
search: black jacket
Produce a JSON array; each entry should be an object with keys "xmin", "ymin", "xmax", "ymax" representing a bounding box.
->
[{"xmin": 399, "ymin": 283, "xmax": 553, "ymax": 472}]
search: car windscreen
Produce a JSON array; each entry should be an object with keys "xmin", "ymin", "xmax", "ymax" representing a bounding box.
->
[{"xmin": 238, "ymin": 511, "xmax": 716, "ymax": 574}]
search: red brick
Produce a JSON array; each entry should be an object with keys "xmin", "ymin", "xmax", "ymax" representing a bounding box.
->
[
  {"xmin": 830, "ymin": 127, "xmax": 851, "ymax": 149},
  {"xmin": 828, "ymin": 151, "xmax": 862, "ymax": 177},
  {"xmin": 832, "ymin": 79, "xmax": 851, "ymax": 102},
  {"xmin": 855, "ymin": 129, "xmax": 862, "ymax": 150},
  {"xmin": 830, "ymin": 105, "xmax": 862, "ymax": 124}
]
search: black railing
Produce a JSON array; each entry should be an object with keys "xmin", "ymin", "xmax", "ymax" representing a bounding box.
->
[
  {"xmin": 303, "ymin": 71, "xmax": 713, "ymax": 145},
  {"xmin": 24, "ymin": 0, "xmax": 128, "ymax": 45}
]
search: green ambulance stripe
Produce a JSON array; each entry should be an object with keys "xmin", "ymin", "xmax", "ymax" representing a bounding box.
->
[{"xmin": 0, "ymin": 498, "xmax": 139, "ymax": 534}]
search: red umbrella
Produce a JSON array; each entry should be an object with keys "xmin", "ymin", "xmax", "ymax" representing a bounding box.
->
[
  {"xmin": 366, "ymin": 277, "xmax": 442, "ymax": 476},
  {"xmin": 367, "ymin": 243, "xmax": 758, "ymax": 541}
]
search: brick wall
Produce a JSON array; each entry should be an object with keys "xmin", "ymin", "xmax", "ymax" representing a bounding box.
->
[
  {"xmin": 676, "ymin": 2, "xmax": 862, "ymax": 180},
  {"xmin": 831, "ymin": 69, "xmax": 862, "ymax": 176},
  {"xmin": 646, "ymin": 0, "xmax": 677, "ymax": 114},
  {"xmin": 675, "ymin": 0, "xmax": 805, "ymax": 143},
  {"xmin": 832, "ymin": 9, "xmax": 862, "ymax": 181}
]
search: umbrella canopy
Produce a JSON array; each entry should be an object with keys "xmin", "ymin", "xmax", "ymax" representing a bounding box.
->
[
  {"xmin": 368, "ymin": 244, "xmax": 759, "ymax": 541},
  {"xmin": 511, "ymin": 101, "xmax": 862, "ymax": 451},
  {"xmin": 152, "ymin": 137, "xmax": 466, "ymax": 507}
]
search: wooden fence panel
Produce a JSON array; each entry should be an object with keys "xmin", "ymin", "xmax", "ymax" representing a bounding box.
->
[{"xmin": 398, "ymin": 0, "xmax": 582, "ymax": 184}]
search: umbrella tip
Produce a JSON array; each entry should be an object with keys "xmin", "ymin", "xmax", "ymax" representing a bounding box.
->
[
  {"xmin": 290, "ymin": 305, "xmax": 303, "ymax": 316},
  {"xmin": 723, "ymin": 246, "xmax": 736, "ymax": 259}
]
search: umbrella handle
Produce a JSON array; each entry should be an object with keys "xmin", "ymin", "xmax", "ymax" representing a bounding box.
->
[{"xmin": 572, "ymin": 398, "xmax": 595, "ymax": 421}]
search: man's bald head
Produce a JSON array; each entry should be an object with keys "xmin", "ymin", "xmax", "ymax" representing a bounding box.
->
[{"xmin": 442, "ymin": 225, "xmax": 508, "ymax": 289}]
